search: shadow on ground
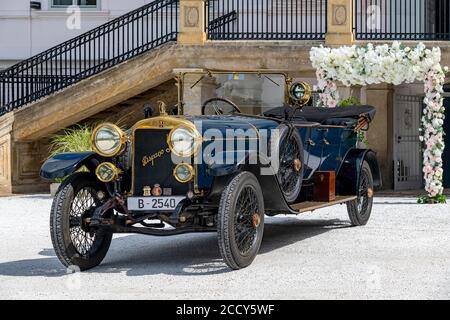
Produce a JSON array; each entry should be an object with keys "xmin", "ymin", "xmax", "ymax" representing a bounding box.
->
[
  {"xmin": 373, "ymin": 201, "xmax": 422, "ymax": 205},
  {"xmin": 0, "ymin": 218, "xmax": 350, "ymax": 278}
]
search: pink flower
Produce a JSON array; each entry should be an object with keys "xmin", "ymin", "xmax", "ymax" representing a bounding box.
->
[
  {"xmin": 423, "ymin": 165, "xmax": 433, "ymax": 174},
  {"xmin": 316, "ymin": 69, "xmax": 324, "ymax": 79},
  {"xmin": 327, "ymin": 100, "xmax": 337, "ymax": 108},
  {"xmin": 431, "ymin": 102, "xmax": 441, "ymax": 112},
  {"xmin": 424, "ymin": 82, "xmax": 433, "ymax": 91}
]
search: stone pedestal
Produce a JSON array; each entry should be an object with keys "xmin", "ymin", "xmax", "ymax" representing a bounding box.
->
[
  {"xmin": 337, "ymin": 85, "xmax": 362, "ymax": 102},
  {"xmin": 365, "ymin": 84, "xmax": 394, "ymax": 190},
  {"xmin": 0, "ymin": 114, "xmax": 50, "ymax": 195},
  {"xmin": 177, "ymin": 0, "xmax": 207, "ymax": 45},
  {"xmin": 182, "ymin": 74, "xmax": 217, "ymax": 115},
  {"xmin": 326, "ymin": 0, "xmax": 354, "ymax": 45}
]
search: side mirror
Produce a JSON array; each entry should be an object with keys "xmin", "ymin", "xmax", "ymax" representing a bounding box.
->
[
  {"xmin": 289, "ymin": 82, "xmax": 312, "ymax": 107},
  {"xmin": 143, "ymin": 103, "xmax": 153, "ymax": 119}
]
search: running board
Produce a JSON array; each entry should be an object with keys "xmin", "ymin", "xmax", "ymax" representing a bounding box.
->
[{"xmin": 291, "ymin": 196, "xmax": 357, "ymax": 213}]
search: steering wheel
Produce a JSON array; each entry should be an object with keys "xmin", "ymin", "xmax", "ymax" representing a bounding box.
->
[{"xmin": 201, "ymin": 97, "xmax": 242, "ymax": 115}]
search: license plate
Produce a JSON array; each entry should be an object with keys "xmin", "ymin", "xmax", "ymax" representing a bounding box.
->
[{"xmin": 127, "ymin": 197, "xmax": 185, "ymax": 211}]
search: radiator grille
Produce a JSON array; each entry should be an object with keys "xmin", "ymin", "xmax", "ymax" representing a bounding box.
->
[{"xmin": 133, "ymin": 129, "xmax": 189, "ymax": 196}]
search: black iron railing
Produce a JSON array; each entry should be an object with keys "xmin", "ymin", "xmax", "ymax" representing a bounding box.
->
[
  {"xmin": 0, "ymin": 0, "xmax": 179, "ymax": 115},
  {"xmin": 354, "ymin": 0, "xmax": 450, "ymax": 40},
  {"xmin": 207, "ymin": 0, "xmax": 327, "ymax": 40}
]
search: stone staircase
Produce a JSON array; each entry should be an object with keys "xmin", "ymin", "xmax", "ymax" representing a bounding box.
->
[
  {"xmin": 0, "ymin": 0, "xmax": 318, "ymax": 194},
  {"xmin": 0, "ymin": 37, "xmax": 315, "ymax": 195}
]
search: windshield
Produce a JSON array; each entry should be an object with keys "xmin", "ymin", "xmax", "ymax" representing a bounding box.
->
[{"xmin": 182, "ymin": 72, "xmax": 286, "ymax": 116}]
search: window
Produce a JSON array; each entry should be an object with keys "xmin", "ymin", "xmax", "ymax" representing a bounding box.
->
[{"xmin": 51, "ymin": 0, "xmax": 99, "ymax": 9}]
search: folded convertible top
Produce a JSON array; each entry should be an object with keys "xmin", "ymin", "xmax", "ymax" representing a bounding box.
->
[{"xmin": 264, "ymin": 105, "xmax": 377, "ymax": 124}]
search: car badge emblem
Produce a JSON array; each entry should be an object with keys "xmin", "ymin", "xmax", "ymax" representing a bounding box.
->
[
  {"xmin": 152, "ymin": 184, "xmax": 163, "ymax": 197},
  {"xmin": 143, "ymin": 186, "xmax": 151, "ymax": 197},
  {"xmin": 163, "ymin": 188, "xmax": 172, "ymax": 196},
  {"xmin": 142, "ymin": 148, "xmax": 171, "ymax": 167}
]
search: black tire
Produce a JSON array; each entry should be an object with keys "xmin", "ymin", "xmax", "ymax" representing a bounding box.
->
[
  {"xmin": 218, "ymin": 172, "xmax": 265, "ymax": 270},
  {"xmin": 347, "ymin": 161, "xmax": 374, "ymax": 226},
  {"xmin": 277, "ymin": 126, "xmax": 304, "ymax": 204},
  {"xmin": 50, "ymin": 172, "xmax": 112, "ymax": 271}
]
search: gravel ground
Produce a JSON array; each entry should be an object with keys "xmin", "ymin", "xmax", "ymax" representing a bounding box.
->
[{"xmin": 0, "ymin": 194, "xmax": 449, "ymax": 300}]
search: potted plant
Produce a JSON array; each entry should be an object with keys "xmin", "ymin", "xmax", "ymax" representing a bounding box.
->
[{"xmin": 48, "ymin": 125, "xmax": 93, "ymax": 195}]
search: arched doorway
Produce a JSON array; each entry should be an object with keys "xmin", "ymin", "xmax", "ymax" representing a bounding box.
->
[{"xmin": 310, "ymin": 42, "xmax": 447, "ymax": 201}]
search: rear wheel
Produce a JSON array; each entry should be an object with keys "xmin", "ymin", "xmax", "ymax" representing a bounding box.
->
[
  {"xmin": 347, "ymin": 161, "xmax": 374, "ymax": 226},
  {"xmin": 50, "ymin": 172, "xmax": 112, "ymax": 271},
  {"xmin": 217, "ymin": 172, "xmax": 265, "ymax": 270}
]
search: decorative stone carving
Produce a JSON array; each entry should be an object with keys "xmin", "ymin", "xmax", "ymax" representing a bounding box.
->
[
  {"xmin": 178, "ymin": 1, "xmax": 207, "ymax": 44},
  {"xmin": 184, "ymin": 6, "xmax": 200, "ymax": 28},
  {"xmin": 14, "ymin": 142, "xmax": 42, "ymax": 180},
  {"xmin": 332, "ymin": 5, "xmax": 347, "ymax": 26}
]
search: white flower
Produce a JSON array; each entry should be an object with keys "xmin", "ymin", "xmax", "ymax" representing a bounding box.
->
[
  {"xmin": 432, "ymin": 118, "xmax": 444, "ymax": 128},
  {"xmin": 310, "ymin": 41, "xmax": 446, "ymax": 198}
]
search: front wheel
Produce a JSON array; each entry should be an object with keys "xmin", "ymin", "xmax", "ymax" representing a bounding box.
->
[
  {"xmin": 50, "ymin": 172, "xmax": 112, "ymax": 271},
  {"xmin": 217, "ymin": 172, "xmax": 265, "ymax": 270},
  {"xmin": 346, "ymin": 161, "xmax": 374, "ymax": 226}
]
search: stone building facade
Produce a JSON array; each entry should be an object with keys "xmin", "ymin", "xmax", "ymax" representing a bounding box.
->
[{"xmin": 0, "ymin": 0, "xmax": 449, "ymax": 194}]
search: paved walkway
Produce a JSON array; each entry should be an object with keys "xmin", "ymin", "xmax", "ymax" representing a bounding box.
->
[{"xmin": 0, "ymin": 195, "xmax": 449, "ymax": 300}]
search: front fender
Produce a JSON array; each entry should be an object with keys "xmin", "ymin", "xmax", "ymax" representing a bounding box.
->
[
  {"xmin": 206, "ymin": 151, "xmax": 296, "ymax": 214},
  {"xmin": 40, "ymin": 152, "xmax": 103, "ymax": 180},
  {"xmin": 336, "ymin": 149, "xmax": 382, "ymax": 196}
]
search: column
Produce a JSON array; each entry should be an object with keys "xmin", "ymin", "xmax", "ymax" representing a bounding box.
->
[
  {"xmin": 177, "ymin": 0, "xmax": 207, "ymax": 45},
  {"xmin": 365, "ymin": 84, "xmax": 394, "ymax": 190},
  {"xmin": 326, "ymin": 0, "xmax": 355, "ymax": 45}
]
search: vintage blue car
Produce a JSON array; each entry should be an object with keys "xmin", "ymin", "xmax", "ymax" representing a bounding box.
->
[{"xmin": 41, "ymin": 70, "xmax": 381, "ymax": 271}]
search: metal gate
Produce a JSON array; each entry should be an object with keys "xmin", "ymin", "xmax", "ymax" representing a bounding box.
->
[{"xmin": 394, "ymin": 94, "xmax": 424, "ymax": 190}]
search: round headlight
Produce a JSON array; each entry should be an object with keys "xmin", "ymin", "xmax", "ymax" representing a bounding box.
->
[
  {"xmin": 91, "ymin": 123, "xmax": 127, "ymax": 157},
  {"xmin": 173, "ymin": 163, "xmax": 195, "ymax": 183},
  {"xmin": 289, "ymin": 82, "xmax": 311, "ymax": 106},
  {"xmin": 95, "ymin": 162, "xmax": 121, "ymax": 183},
  {"xmin": 168, "ymin": 127, "xmax": 200, "ymax": 157}
]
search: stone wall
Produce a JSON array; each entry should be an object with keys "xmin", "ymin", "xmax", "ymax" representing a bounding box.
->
[{"xmin": 1, "ymin": 0, "xmax": 449, "ymax": 194}]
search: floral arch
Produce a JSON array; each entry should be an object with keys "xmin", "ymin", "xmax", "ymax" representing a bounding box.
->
[{"xmin": 310, "ymin": 42, "xmax": 448, "ymax": 202}]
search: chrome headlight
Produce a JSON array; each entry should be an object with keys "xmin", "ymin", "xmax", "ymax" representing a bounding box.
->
[
  {"xmin": 91, "ymin": 123, "xmax": 127, "ymax": 157},
  {"xmin": 168, "ymin": 126, "xmax": 201, "ymax": 157},
  {"xmin": 95, "ymin": 162, "xmax": 122, "ymax": 183},
  {"xmin": 289, "ymin": 82, "xmax": 312, "ymax": 106},
  {"xmin": 173, "ymin": 163, "xmax": 195, "ymax": 183}
]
